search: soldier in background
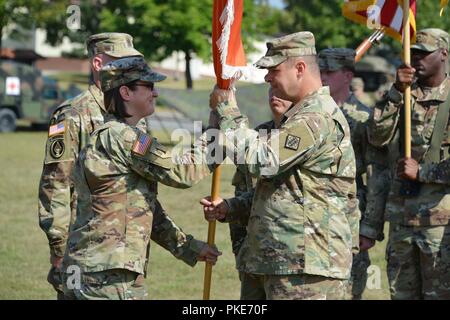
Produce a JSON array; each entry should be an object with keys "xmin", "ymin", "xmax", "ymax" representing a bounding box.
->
[
  {"xmin": 355, "ymin": 55, "xmax": 396, "ymax": 106},
  {"xmin": 38, "ymin": 33, "xmax": 214, "ymax": 299},
  {"xmin": 203, "ymin": 31, "xmax": 360, "ymax": 299},
  {"xmin": 351, "ymin": 77, "xmax": 373, "ymax": 107},
  {"xmin": 368, "ymin": 28, "xmax": 450, "ymax": 299},
  {"xmin": 319, "ymin": 48, "xmax": 389, "ymax": 300}
]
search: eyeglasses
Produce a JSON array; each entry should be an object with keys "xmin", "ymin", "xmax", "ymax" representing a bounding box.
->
[{"xmin": 134, "ymin": 82, "xmax": 155, "ymax": 91}]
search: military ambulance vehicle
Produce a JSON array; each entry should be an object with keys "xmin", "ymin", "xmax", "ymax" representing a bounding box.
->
[{"xmin": 0, "ymin": 60, "xmax": 66, "ymax": 132}]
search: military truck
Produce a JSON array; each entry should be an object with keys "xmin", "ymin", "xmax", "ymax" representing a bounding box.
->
[{"xmin": 0, "ymin": 60, "xmax": 70, "ymax": 132}]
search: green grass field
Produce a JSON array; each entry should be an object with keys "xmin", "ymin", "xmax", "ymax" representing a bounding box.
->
[{"xmin": 0, "ymin": 129, "xmax": 391, "ymax": 300}]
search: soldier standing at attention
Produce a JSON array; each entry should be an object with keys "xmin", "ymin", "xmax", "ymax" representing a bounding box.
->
[
  {"xmin": 38, "ymin": 33, "xmax": 216, "ymax": 299},
  {"xmin": 62, "ymin": 57, "xmax": 221, "ymax": 300},
  {"xmin": 318, "ymin": 48, "xmax": 389, "ymax": 299},
  {"xmin": 368, "ymin": 28, "xmax": 450, "ymax": 299},
  {"xmin": 202, "ymin": 31, "xmax": 360, "ymax": 300}
]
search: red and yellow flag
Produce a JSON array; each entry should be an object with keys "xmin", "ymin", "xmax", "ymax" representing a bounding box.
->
[
  {"xmin": 342, "ymin": 0, "xmax": 417, "ymax": 42},
  {"xmin": 212, "ymin": 0, "xmax": 247, "ymax": 89}
]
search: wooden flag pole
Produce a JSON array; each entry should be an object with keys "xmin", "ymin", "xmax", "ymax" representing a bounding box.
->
[
  {"xmin": 203, "ymin": 165, "xmax": 222, "ymax": 300},
  {"xmin": 403, "ymin": 0, "xmax": 412, "ymax": 158},
  {"xmin": 203, "ymin": 0, "xmax": 222, "ymax": 301},
  {"xmin": 205, "ymin": 0, "xmax": 246, "ymax": 299}
]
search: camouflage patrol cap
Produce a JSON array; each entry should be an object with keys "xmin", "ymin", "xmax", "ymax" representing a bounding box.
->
[
  {"xmin": 100, "ymin": 57, "xmax": 166, "ymax": 92},
  {"xmin": 411, "ymin": 28, "xmax": 449, "ymax": 52},
  {"xmin": 318, "ymin": 48, "xmax": 356, "ymax": 72},
  {"xmin": 86, "ymin": 33, "xmax": 143, "ymax": 58},
  {"xmin": 254, "ymin": 31, "xmax": 316, "ymax": 69}
]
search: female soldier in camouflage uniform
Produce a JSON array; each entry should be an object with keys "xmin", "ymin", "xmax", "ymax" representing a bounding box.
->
[{"xmin": 62, "ymin": 57, "xmax": 221, "ymax": 300}]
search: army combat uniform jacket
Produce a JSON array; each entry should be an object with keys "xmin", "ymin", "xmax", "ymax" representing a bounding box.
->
[
  {"xmin": 215, "ymin": 87, "xmax": 360, "ymax": 280},
  {"xmin": 368, "ymin": 78, "xmax": 450, "ymax": 229},
  {"xmin": 64, "ymin": 116, "xmax": 212, "ymax": 275},
  {"xmin": 38, "ymin": 84, "xmax": 105, "ymax": 257},
  {"xmin": 38, "ymin": 84, "xmax": 206, "ymax": 265},
  {"xmin": 340, "ymin": 93, "xmax": 372, "ymax": 213}
]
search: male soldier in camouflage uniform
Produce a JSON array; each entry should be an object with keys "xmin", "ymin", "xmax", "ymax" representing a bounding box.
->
[
  {"xmin": 203, "ymin": 32, "xmax": 360, "ymax": 300},
  {"xmin": 62, "ymin": 57, "xmax": 220, "ymax": 300},
  {"xmin": 318, "ymin": 48, "xmax": 389, "ymax": 299},
  {"xmin": 38, "ymin": 33, "xmax": 213, "ymax": 299},
  {"xmin": 368, "ymin": 28, "xmax": 450, "ymax": 299},
  {"xmin": 215, "ymin": 90, "xmax": 292, "ymax": 299}
]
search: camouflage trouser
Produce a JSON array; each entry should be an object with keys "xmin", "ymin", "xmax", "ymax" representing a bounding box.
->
[
  {"xmin": 229, "ymin": 223, "xmax": 247, "ymax": 257},
  {"xmin": 239, "ymin": 272, "xmax": 266, "ymax": 300},
  {"xmin": 239, "ymin": 273, "xmax": 349, "ymax": 300},
  {"xmin": 230, "ymin": 225, "xmax": 263, "ymax": 299},
  {"xmin": 349, "ymin": 250, "xmax": 371, "ymax": 300},
  {"xmin": 47, "ymin": 266, "xmax": 65, "ymax": 300},
  {"xmin": 386, "ymin": 223, "xmax": 450, "ymax": 300},
  {"xmin": 62, "ymin": 268, "xmax": 147, "ymax": 300}
]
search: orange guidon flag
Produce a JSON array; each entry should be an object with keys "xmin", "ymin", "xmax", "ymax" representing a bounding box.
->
[
  {"xmin": 441, "ymin": 0, "xmax": 449, "ymax": 16},
  {"xmin": 342, "ymin": 0, "xmax": 417, "ymax": 43},
  {"xmin": 212, "ymin": 0, "xmax": 247, "ymax": 90}
]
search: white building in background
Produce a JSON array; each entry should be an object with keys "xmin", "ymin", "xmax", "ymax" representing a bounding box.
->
[
  {"xmin": 34, "ymin": 29, "xmax": 84, "ymax": 58},
  {"xmin": 155, "ymin": 41, "xmax": 269, "ymax": 84},
  {"xmin": 1, "ymin": 27, "xmax": 83, "ymax": 58}
]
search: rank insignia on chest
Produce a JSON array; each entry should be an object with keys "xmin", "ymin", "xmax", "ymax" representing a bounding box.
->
[
  {"xmin": 50, "ymin": 138, "xmax": 65, "ymax": 159},
  {"xmin": 285, "ymin": 134, "xmax": 301, "ymax": 151},
  {"xmin": 48, "ymin": 122, "xmax": 65, "ymax": 137},
  {"xmin": 132, "ymin": 133, "xmax": 152, "ymax": 155}
]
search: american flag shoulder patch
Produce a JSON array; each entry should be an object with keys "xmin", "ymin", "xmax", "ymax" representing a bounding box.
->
[
  {"xmin": 132, "ymin": 133, "xmax": 152, "ymax": 156},
  {"xmin": 48, "ymin": 121, "xmax": 65, "ymax": 137}
]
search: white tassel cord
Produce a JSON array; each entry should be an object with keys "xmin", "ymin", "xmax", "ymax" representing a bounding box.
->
[{"xmin": 216, "ymin": 0, "xmax": 248, "ymax": 83}]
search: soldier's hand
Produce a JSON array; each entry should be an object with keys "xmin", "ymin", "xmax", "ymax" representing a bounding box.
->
[
  {"xmin": 394, "ymin": 64, "xmax": 416, "ymax": 92},
  {"xmin": 359, "ymin": 235, "xmax": 376, "ymax": 251},
  {"xmin": 50, "ymin": 255, "xmax": 63, "ymax": 269},
  {"xmin": 209, "ymin": 85, "xmax": 235, "ymax": 110},
  {"xmin": 200, "ymin": 196, "xmax": 228, "ymax": 221},
  {"xmin": 397, "ymin": 157, "xmax": 419, "ymax": 180},
  {"xmin": 196, "ymin": 244, "xmax": 222, "ymax": 265}
]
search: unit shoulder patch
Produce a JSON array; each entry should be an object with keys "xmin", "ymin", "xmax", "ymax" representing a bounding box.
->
[
  {"xmin": 284, "ymin": 134, "xmax": 301, "ymax": 151},
  {"xmin": 49, "ymin": 138, "xmax": 65, "ymax": 159}
]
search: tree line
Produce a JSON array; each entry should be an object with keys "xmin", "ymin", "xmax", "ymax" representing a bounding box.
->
[{"xmin": 1, "ymin": 0, "xmax": 448, "ymax": 89}]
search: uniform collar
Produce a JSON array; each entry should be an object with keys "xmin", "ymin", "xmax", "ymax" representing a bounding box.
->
[
  {"xmin": 103, "ymin": 113, "xmax": 121, "ymax": 124},
  {"xmin": 103, "ymin": 113, "xmax": 147, "ymax": 131},
  {"xmin": 412, "ymin": 77, "xmax": 450, "ymax": 103},
  {"xmin": 89, "ymin": 83, "xmax": 106, "ymax": 112},
  {"xmin": 282, "ymin": 86, "xmax": 329, "ymax": 121}
]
